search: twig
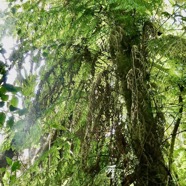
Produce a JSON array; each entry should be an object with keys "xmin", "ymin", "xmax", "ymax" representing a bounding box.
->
[{"xmin": 168, "ymin": 84, "xmax": 184, "ymax": 170}]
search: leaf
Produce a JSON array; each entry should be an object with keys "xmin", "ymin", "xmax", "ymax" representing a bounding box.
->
[
  {"xmin": 42, "ymin": 51, "xmax": 48, "ymax": 57},
  {"xmin": 6, "ymin": 157, "xmax": 13, "ymax": 166},
  {"xmin": 11, "ymin": 161, "xmax": 21, "ymax": 172},
  {"xmin": 11, "ymin": 7, "xmax": 17, "ymax": 14},
  {"xmin": 2, "ymin": 84, "xmax": 21, "ymax": 93},
  {"xmin": 0, "ymin": 86, "xmax": 7, "ymax": 94},
  {"xmin": 9, "ymin": 105, "xmax": 18, "ymax": 112},
  {"xmin": 0, "ymin": 94, "xmax": 9, "ymax": 101},
  {"xmin": 0, "ymin": 101, "xmax": 4, "ymax": 107},
  {"xmin": 182, "ymin": 17, "xmax": 186, "ymax": 22},
  {"xmin": 0, "ymin": 66, "xmax": 6, "ymax": 75},
  {"xmin": 0, "ymin": 112, "xmax": 6, "ymax": 126},
  {"xmin": 17, "ymin": 29, "xmax": 22, "ymax": 35},
  {"xmin": 10, "ymin": 96, "xmax": 19, "ymax": 107},
  {"xmin": 0, "ymin": 168, "xmax": 6, "ymax": 173},
  {"xmin": 161, "ymin": 11, "xmax": 171, "ymax": 18},
  {"xmin": 22, "ymin": 2, "xmax": 31, "ymax": 10},
  {"xmin": 152, "ymin": 63, "xmax": 169, "ymax": 73}
]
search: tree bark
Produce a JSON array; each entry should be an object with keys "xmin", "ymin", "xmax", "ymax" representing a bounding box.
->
[{"xmin": 110, "ymin": 23, "xmax": 169, "ymax": 185}]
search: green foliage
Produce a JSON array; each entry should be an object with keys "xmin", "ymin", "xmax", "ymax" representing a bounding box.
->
[
  {"xmin": 1, "ymin": 0, "xmax": 186, "ymax": 185},
  {"xmin": 2, "ymin": 84, "xmax": 21, "ymax": 93},
  {"xmin": 0, "ymin": 112, "xmax": 6, "ymax": 127},
  {"xmin": 0, "ymin": 94, "xmax": 9, "ymax": 101}
]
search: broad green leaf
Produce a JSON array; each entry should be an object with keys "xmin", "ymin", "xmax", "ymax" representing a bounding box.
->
[
  {"xmin": 0, "ymin": 87, "xmax": 7, "ymax": 94},
  {"xmin": 10, "ymin": 96, "xmax": 19, "ymax": 107},
  {"xmin": 11, "ymin": 161, "xmax": 21, "ymax": 172},
  {"xmin": 2, "ymin": 84, "xmax": 21, "ymax": 93},
  {"xmin": 1, "ymin": 94, "xmax": 8, "ymax": 101},
  {"xmin": 42, "ymin": 51, "xmax": 48, "ymax": 57},
  {"xmin": 6, "ymin": 157, "xmax": 13, "ymax": 166},
  {"xmin": 9, "ymin": 105, "xmax": 18, "ymax": 112}
]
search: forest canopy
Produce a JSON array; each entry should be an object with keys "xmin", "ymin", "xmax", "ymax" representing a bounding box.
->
[{"xmin": 0, "ymin": 0, "xmax": 186, "ymax": 185}]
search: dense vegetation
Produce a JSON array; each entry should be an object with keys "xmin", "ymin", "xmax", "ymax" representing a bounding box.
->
[{"xmin": 0, "ymin": 0, "xmax": 186, "ymax": 185}]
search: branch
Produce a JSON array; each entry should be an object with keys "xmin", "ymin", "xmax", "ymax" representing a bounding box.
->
[
  {"xmin": 163, "ymin": 129, "xmax": 186, "ymax": 143},
  {"xmin": 168, "ymin": 84, "xmax": 184, "ymax": 170}
]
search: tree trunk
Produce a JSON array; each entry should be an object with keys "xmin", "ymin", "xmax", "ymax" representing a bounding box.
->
[{"xmin": 110, "ymin": 24, "xmax": 169, "ymax": 185}]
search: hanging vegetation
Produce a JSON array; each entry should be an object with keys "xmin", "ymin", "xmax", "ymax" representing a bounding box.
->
[{"xmin": 0, "ymin": 0, "xmax": 186, "ymax": 185}]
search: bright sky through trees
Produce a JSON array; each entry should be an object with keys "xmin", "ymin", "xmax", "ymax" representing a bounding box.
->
[{"xmin": 0, "ymin": 1, "xmax": 8, "ymax": 11}]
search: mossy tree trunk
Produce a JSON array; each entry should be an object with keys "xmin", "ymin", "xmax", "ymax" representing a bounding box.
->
[{"xmin": 110, "ymin": 23, "xmax": 169, "ymax": 185}]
